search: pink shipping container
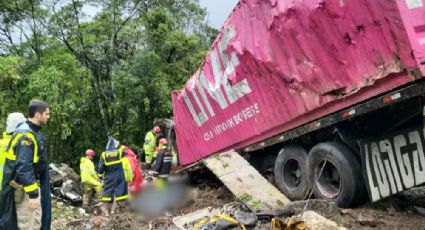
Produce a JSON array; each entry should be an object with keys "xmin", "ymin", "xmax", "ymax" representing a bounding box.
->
[{"xmin": 172, "ymin": 0, "xmax": 425, "ymax": 167}]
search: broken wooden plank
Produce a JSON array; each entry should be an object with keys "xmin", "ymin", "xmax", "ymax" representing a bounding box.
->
[{"xmin": 203, "ymin": 150, "xmax": 290, "ymax": 213}]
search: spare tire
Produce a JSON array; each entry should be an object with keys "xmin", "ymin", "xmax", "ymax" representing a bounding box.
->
[
  {"xmin": 274, "ymin": 145, "xmax": 310, "ymax": 200},
  {"xmin": 306, "ymin": 142, "xmax": 365, "ymax": 208}
]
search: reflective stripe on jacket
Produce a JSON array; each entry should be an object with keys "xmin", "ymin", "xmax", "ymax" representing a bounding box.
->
[
  {"xmin": 98, "ymin": 146, "xmax": 126, "ymax": 178},
  {"xmin": 98, "ymin": 146, "xmax": 128, "ymax": 201},
  {"xmin": 153, "ymin": 146, "xmax": 173, "ymax": 178},
  {"xmin": 1, "ymin": 120, "xmax": 52, "ymax": 230},
  {"xmin": 6, "ymin": 131, "xmax": 40, "ymax": 194}
]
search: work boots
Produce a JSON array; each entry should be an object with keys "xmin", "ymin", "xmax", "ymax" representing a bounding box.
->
[
  {"xmin": 111, "ymin": 200, "xmax": 118, "ymax": 214},
  {"xmin": 82, "ymin": 194, "xmax": 90, "ymax": 209},
  {"xmin": 82, "ymin": 189, "xmax": 94, "ymax": 209}
]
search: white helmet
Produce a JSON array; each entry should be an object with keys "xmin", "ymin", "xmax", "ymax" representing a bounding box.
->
[{"xmin": 6, "ymin": 112, "xmax": 26, "ymax": 134}]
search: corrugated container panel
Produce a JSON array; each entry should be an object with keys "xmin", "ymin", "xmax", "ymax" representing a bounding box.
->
[{"xmin": 172, "ymin": 0, "xmax": 425, "ymax": 166}]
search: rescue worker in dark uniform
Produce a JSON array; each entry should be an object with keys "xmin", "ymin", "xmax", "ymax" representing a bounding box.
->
[
  {"xmin": 0, "ymin": 99, "xmax": 52, "ymax": 230},
  {"xmin": 152, "ymin": 138, "xmax": 173, "ymax": 187},
  {"xmin": 98, "ymin": 137, "xmax": 128, "ymax": 215}
]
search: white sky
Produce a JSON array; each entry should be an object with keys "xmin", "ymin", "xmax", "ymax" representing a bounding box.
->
[
  {"xmin": 82, "ymin": 1, "xmax": 239, "ymax": 28},
  {"xmin": 199, "ymin": 0, "xmax": 239, "ymax": 29}
]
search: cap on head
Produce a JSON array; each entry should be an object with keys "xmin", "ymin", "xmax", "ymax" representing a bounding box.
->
[
  {"xmin": 6, "ymin": 112, "xmax": 26, "ymax": 134},
  {"xmin": 85, "ymin": 149, "xmax": 95, "ymax": 157},
  {"xmin": 153, "ymin": 126, "xmax": 161, "ymax": 134}
]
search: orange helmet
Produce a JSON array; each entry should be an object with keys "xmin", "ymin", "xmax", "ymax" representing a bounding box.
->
[
  {"xmin": 159, "ymin": 138, "xmax": 167, "ymax": 146},
  {"xmin": 153, "ymin": 126, "xmax": 161, "ymax": 134},
  {"xmin": 85, "ymin": 149, "xmax": 95, "ymax": 157}
]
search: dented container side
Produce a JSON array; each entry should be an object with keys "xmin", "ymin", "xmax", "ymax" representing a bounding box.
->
[
  {"xmin": 172, "ymin": 0, "xmax": 422, "ymax": 166},
  {"xmin": 396, "ymin": 0, "xmax": 425, "ymax": 75}
]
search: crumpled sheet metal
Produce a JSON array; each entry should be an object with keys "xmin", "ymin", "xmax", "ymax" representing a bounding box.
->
[
  {"xmin": 172, "ymin": 0, "xmax": 425, "ymax": 165},
  {"xmin": 49, "ymin": 163, "xmax": 83, "ymax": 203}
]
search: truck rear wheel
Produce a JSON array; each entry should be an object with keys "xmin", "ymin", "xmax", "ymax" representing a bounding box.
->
[
  {"xmin": 274, "ymin": 145, "xmax": 309, "ymax": 200},
  {"xmin": 307, "ymin": 142, "xmax": 364, "ymax": 207}
]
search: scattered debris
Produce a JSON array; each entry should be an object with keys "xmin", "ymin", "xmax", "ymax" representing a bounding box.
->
[
  {"xmin": 195, "ymin": 214, "xmax": 240, "ymax": 230},
  {"xmin": 50, "ymin": 163, "xmax": 83, "ymax": 204},
  {"xmin": 274, "ymin": 199, "xmax": 341, "ymax": 219},
  {"xmin": 173, "ymin": 207, "xmax": 220, "ymax": 229},
  {"xmin": 413, "ymin": 206, "xmax": 425, "ymax": 216},
  {"xmin": 397, "ymin": 186, "xmax": 425, "ymax": 208},
  {"xmin": 51, "ymin": 200, "xmax": 89, "ymax": 230},
  {"xmin": 233, "ymin": 211, "xmax": 258, "ymax": 226},
  {"xmin": 50, "ymin": 170, "xmax": 425, "ymax": 230},
  {"xmin": 299, "ymin": 211, "xmax": 347, "ymax": 230},
  {"xmin": 357, "ymin": 212, "xmax": 381, "ymax": 227},
  {"xmin": 77, "ymin": 208, "xmax": 89, "ymax": 217},
  {"xmin": 272, "ymin": 211, "xmax": 346, "ymax": 230},
  {"xmin": 66, "ymin": 220, "xmax": 93, "ymax": 229}
]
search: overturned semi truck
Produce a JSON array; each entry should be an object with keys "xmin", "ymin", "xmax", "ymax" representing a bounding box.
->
[{"xmin": 169, "ymin": 0, "xmax": 425, "ymax": 207}]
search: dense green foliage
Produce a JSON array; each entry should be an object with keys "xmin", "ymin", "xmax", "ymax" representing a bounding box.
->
[{"xmin": 0, "ymin": 0, "xmax": 218, "ymax": 168}]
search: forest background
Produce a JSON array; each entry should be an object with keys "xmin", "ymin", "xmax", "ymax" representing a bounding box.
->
[{"xmin": 0, "ymin": 0, "xmax": 218, "ymax": 168}]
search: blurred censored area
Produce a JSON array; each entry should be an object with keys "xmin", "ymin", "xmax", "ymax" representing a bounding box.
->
[{"xmin": 130, "ymin": 175, "xmax": 192, "ymax": 216}]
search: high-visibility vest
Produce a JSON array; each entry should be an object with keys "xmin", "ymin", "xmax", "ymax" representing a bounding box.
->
[
  {"xmin": 0, "ymin": 131, "xmax": 39, "ymax": 192},
  {"xmin": 143, "ymin": 131, "xmax": 157, "ymax": 155},
  {"xmin": 0, "ymin": 132, "xmax": 12, "ymax": 191},
  {"xmin": 120, "ymin": 146, "xmax": 133, "ymax": 182},
  {"xmin": 4, "ymin": 132, "xmax": 39, "ymax": 163},
  {"xmin": 80, "ymin": 157, "xmax": 100, "ymax": 186},
  {"xmin": 122, "ymin": 157, "xmax": 133, "ymax": 182}
]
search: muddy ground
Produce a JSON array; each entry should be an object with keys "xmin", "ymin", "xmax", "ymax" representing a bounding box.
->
[
  {"xmin": 52, "ymin": 184, "xmax": 234, "ymax": 230},
  {"xmin": 51, "ymin": 183, "xmax": 425, "ymax": 230}
]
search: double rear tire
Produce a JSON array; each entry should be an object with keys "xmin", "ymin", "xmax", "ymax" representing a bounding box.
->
[
  {"xmin": 306, "ymin": 142, "xmax": 365, "ymax": 208},
  {"xmin": 274, "ymin": 142, "xmax": 365, "ymax": 207}
]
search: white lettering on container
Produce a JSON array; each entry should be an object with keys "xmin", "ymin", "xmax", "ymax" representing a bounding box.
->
[{"xmin": 183, "ymin": 27, "xmax": 253, "ymax": 126}]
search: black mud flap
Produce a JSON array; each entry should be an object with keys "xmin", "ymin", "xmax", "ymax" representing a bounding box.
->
[{"xmin": 359, "ymin": 125, "xmax": 425, "ymax": 202}]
